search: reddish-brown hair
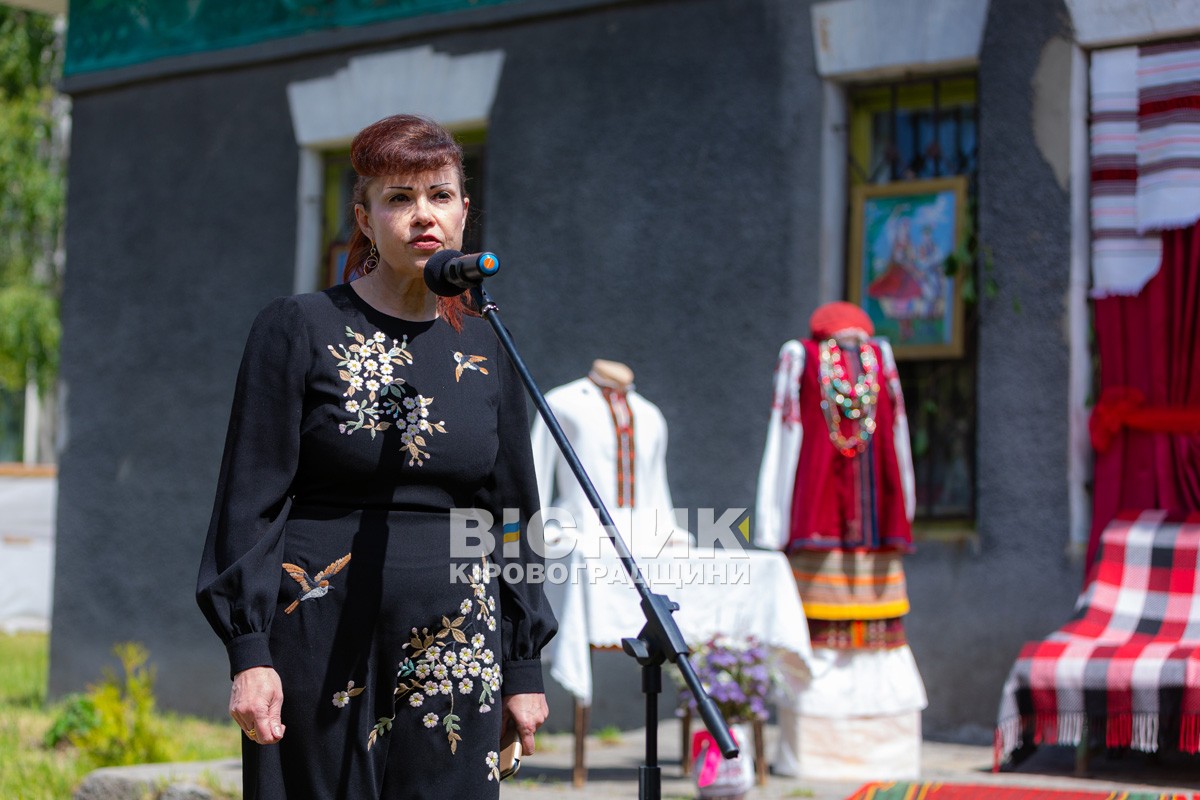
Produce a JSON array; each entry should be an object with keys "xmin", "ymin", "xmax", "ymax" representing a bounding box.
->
[{"xmin": 342, "ymin": 114, "xmax": 475, "ymax": 329}]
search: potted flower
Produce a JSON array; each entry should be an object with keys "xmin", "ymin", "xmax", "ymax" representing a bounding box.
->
[{"xmin": 674, "ymin": 635, "xmax": 773, "ymax": 799}]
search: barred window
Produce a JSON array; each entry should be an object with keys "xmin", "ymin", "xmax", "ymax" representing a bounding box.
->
[{"xmin": 847, "ymin": 75, "xmax": 979, "ymax": 525}]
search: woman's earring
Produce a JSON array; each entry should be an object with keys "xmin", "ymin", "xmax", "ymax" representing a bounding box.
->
[{"xmin": 364, "ymin": 242, "xmax": 379, "ymax": 273}]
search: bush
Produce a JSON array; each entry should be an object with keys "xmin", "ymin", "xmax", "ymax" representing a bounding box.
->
[
  {"xmin": 67, "ymin": 642, "xmax": 176, "ymax": 766},
  {"xmin": 0, "ymin": 633, "xmax": 239, "ymax": 800},
  {"xmin": 43, "ymin": 693, "xmax": 98, "ymax": 748}
]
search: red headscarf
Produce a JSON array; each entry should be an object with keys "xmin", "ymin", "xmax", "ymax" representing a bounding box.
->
[{"xmin": 809, "ymin": 301, "xmax": 874, "ymax": 339}]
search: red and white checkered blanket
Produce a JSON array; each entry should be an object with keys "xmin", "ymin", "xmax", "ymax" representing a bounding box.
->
[{"xmin": 994, "ymin": 510, "xmax": 1200, "ymax": 768}]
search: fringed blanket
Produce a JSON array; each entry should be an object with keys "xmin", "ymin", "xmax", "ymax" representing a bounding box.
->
[{"xmin": 994, "ymin": 511, "xmax": 1200, "ymax": 769}]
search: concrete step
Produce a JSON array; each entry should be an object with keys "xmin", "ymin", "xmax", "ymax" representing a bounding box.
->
[{"xmin": 73, "ymin": 758, "xmax": 239, "ymax": 800}]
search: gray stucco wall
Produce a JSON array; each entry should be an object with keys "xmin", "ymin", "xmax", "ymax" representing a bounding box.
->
[{"xmin": 51, "ymin": 0, "xmax": 1081, "ymax": 743}]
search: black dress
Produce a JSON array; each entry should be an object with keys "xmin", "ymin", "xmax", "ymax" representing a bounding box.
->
[{"xmin": 196, "ymin": 284, "xmax": 557, "ymax": 799}]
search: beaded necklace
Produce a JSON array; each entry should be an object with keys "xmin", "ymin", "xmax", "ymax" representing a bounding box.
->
[{"xmin": 817, "ymin": 338, "xmax": 880, "ymax": 456}]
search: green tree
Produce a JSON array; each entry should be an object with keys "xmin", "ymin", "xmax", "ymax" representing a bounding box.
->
[{"xmin": 0, "ymin": 7, "xmax": 63, "ymax": 395}]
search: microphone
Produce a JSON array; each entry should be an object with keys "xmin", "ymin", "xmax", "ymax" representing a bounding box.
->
[{"xmin": 424, "ymin": 250, "xmax": 500, "ymax": 297}]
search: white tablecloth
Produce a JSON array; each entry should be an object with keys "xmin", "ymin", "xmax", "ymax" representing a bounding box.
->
[{"xmin": 546, "ymin": 543, "xmax": 813, "ymax": 705}]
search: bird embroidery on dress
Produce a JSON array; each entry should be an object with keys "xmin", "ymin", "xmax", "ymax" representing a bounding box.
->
[
  {"xmin": 282, "ymin": 553, "xmax": 352, "ymax": 614},
  {"xmin": 453, "ymin": 352, "xmax": 489, "ymax": 382}
]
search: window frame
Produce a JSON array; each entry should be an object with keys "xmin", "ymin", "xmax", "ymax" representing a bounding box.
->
[{"xmin": 844, "ymin": 74, "xmax": 981, "ymax": 530}]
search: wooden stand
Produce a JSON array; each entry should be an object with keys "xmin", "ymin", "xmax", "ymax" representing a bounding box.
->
[{"xmin": 573, "ymin": 698, "xmax": 590, "ymax": 787}]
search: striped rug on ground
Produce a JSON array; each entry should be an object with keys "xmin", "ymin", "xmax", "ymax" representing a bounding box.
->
[{"xmin": 845, "ymin": 783, "xmax": 1196, "ymax": 800}]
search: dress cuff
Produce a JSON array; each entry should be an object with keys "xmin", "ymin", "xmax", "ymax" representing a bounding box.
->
[
  {"xmin": 501, "ymin": 658, "xmax": 545, "ymax": 695},
  {"xmin": 226, "ymin": 632, "xmax": 273, "ymax": 679}
]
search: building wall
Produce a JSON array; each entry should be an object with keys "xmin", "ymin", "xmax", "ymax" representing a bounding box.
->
[{"xmin": 51, "ymin": 0, "xmax": 1080, "ymax": 741}]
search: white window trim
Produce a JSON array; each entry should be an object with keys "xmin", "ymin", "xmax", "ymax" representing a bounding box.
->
[
  {"xmin": 293, "ymin": 149, "xmax": 324, "ymax": 296},
  {"xmin": 811, "ymin": 0, "xmax": 989, "ymax": 80},
  {"xmin": 1067, "ymin": 43, "xmax": 1092, "ymax": 556}
]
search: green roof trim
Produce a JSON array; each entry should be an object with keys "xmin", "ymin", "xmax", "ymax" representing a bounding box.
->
[{"xmin": 64, "ymin": 0, "xmax": 527, "ymax": 76}]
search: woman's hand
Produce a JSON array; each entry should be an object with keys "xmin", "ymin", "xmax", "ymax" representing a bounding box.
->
[
  {"xmin": 501, "ymin": 693, "xmax": 548, "ymax": 755},
  {"xmin": 230, "ymin": 666, "xmax": 286, "ymax": 745}
]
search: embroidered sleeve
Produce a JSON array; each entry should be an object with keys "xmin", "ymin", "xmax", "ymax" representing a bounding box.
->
[
  {"xmin": 478, "ymin": 344, "xmax": 558, "ymax": 695},
  {"xmin": 753, "ymin": 339, "xmax": 805, "ymax": 550},
  {"xmin": 875, "ymin": 338, "xmax": 915, "ymax": 522},
  {"xmin": 196, "ymin": 296, "xmax": 309, "ymax": 677}
]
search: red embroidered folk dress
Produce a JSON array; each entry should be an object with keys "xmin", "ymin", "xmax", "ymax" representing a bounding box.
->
[
  {"xmin": 789, "ymin": 339, "xmax": 911, "ymax": 552},
  {"xmin": 754, "ymin": 337, "xmax": 916, "ymax": 648}
]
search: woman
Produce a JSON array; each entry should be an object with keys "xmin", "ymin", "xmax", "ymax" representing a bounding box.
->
[{"xmin": 196, "ymin": 114, "xmax": 557, "ymax": 799}]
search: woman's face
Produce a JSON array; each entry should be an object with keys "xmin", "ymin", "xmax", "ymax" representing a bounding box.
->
[{"xmin": 355, "ymin": 166, "xmax": 468, "ymax": 279}]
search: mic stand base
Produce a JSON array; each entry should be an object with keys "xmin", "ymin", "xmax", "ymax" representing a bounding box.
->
[{"xmin": 623, "ymin": 631, "xmax": 665, "ymax": 800}]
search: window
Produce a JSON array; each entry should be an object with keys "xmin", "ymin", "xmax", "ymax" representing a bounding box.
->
[{"xmin": 847, "ymin": 75, "xmax": 979, "ymax": 525}]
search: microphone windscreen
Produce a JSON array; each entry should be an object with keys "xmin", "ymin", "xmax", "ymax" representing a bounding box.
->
[{"xmin": 424, "ymin": 249, "xmax": 465, "ymax": 297}]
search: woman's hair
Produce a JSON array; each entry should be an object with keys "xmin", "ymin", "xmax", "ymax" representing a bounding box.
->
[{"xmin": 343, "ymin": 114, "xmax": 474, "ymax": 329}]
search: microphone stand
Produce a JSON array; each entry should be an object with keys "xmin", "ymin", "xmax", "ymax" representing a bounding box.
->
[{"xmin": 469, "ymin": 283, "xmax": 739, "ymax": 800}]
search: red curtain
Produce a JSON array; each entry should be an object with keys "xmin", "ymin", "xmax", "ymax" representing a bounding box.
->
[{"xmin": 1088, "ymin": 221, "xmax": 1200, "ymax": 569}]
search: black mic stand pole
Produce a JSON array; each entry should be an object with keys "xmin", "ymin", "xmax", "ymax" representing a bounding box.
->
[{"xmin": 469, "ymin": 284, "xmax": 739, "ymax": 800}]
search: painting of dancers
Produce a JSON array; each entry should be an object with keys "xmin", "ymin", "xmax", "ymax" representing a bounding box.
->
[{"xmin": 848, "ymin": 176, "xmax": 967, "ymax": 359}]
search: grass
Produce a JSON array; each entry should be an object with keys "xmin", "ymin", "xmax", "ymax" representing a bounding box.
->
[
  {"xmin": 0, "ymin": 632, "xmax": 240, "ymax": 800},
  {"xmin": 595, "ymin": 724, "xmax": 624, "ymax": 745}
]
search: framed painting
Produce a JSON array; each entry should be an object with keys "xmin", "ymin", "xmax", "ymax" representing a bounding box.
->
[{"xmin": 847, "ymin": 176, "xmax": 967, "ymax": 359}]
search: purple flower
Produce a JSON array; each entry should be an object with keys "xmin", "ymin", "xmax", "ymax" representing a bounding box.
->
[{"xmin": 676, "ymin": 636, "xmax": 776, "ymax": 724}]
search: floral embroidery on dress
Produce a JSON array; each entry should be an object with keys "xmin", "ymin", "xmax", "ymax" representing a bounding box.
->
[
  {"xmin": 365, "ymin": 560, "xmax": 502, "ymax": 756},
  {"xmin": 327, "ymin": 326, "xmax": 447, "ymax": 466},
  {"xmin": 333, "ymin": 680, "xmax": 363, "ymax": 708},
  {"xmin": 452, "ymin": 351, "xmax": 489, "ymax": 382},
  {"xmin": 486, "ymin": 750, "xmax": 501, "ymax": 782},
  {"xmin": 396, "ymin": 395, "xmax": 445, "ymax": 466},
  {"xmin": 282, "ymin": 552, "xmax": 351, "ymax": 614}
]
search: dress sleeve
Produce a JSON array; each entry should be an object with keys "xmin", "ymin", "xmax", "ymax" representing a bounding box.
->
[
  {"xmin": 753, "ymin": 339, "xmax": 805, "ymax": 550},
  {"xmin": 875, "ymin": 338, "xmax": 915, "ymax": 522},
  {"xmin": 196, "ymin": 296, "xmax": 309, "ymax": 678},
  {"xmin": 481, "ymin": 345, "xmax": 559, "ymax": 696}
]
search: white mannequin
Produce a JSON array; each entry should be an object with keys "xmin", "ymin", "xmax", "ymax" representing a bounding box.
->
[{"xmin": 530, "ymin": 360, "xmax": 688, "ymax": 559}]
